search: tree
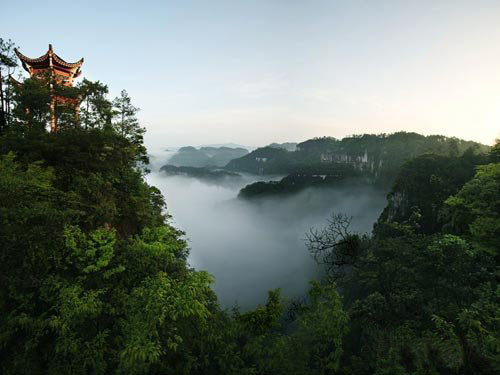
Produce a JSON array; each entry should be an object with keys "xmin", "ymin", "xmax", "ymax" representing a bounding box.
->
[
  {"xmin": 305, "ymin": 213, "xmax": 363, "ymax": 282},
  {"xmin": 112, "ymin": 90, "xmax": 144, "ymax": 141},
  {"xmin": 306, "ymin": 150, "xmax": 499, "ymax": 373},
  {"xmin": 9, "ymin": 74, "xmax": 51, "ymax": 132},
  {"xmin": 221, "ymin": 285, "xmax": 348, "ymax": 375},
  {"xmin": 444, "ymin": 162, "xmax": 500, "ymax": 254},
  {"xmin": 0, "ymin": 38, "xmax": 18, "ymax": 131},
  {"xmin": 283, "ymin": 282, "xmax": 349, "ymax": 374},
  {"xmin": 0, "ymin": 143, "xmax": 216, "ymax": 374},
  {"xmin": 112, "ymin": 89, "xmax": 147, "ymax": 168},
  {"xmin": 374, "ymin": 153, "xmax": 486, "ymax": 236},
  {"xmin": 77, "ymin": 78, "xmax": 113, "ymax": 130},
  {"xmin": 489, "ymin": 139, "xmax": 500, "ymax": 163}
]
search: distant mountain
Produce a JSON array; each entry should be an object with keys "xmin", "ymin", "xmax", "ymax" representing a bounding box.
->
[
  {"xmin": 238, "ymin": 173, "xmax": 367, "ymax": 200},
  {"xmin": 228, "ymin": 132, "xmax": 488, "ymax": 178},
  {"xmin": 199, "ymin": 143, "xmax": 253, "ymax": 150},
  {"xmin": 167, "ymin": 146, "xmax": 249, "ymax": 168},
  {"xmin": 228, "ymin": 132, "xmax": 490, "ymax": 199}
]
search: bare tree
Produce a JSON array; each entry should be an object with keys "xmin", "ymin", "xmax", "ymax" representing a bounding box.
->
[{"xmin": 305, "ymin": 212, "xmax": 362, "ymax": 282}]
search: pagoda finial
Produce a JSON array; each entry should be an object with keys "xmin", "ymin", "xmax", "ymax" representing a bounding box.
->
[{"xmin": 49, "ymin": 44, "xmax": 53, "ymax": 52}]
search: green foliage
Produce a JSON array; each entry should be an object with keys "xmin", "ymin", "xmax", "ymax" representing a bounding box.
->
[
  {"xmin": 219, "ymin": 285, "xmax": 349, "ymax": 375},
  {"xmin": 0, "ymin": 63, "xmax": 217, "ymax": 373},
  {"xmin": 489, "ymin": 139, "xmax": 500, "ymax": 162},
  {"xmin": 309, "ymin": 156, "xmax": 500, "ymax": 374},
  {"xmin": 77, "ymin": 78, "xmax": 113, "ymax": 129},
  {"xmin": 11, "ymin": 74, "xmax": 51, "ymax": 129},
  {"xmin": 0, "ymin": 38, "xmax": 17, "ymax": 69},
  {"xmin": 232, "ymin": 132, "xmax": 489, "ymax": 199},
  {"xmin": 111, "ymin": 90, "xmax": 147, "ymax": 168},
  {"xmin": 287, "ymin": 282, "xmax": 349, "ymax": 373},
  {"xmin": 64, "ymin": 225, "xmax": 117, "ymax": 274},
  {"xmin": 332, "ymin": 229, "xmax": 498, "ymax": 374},
  {"xmin": 2, "ymin": 38, "xmax": 498, "ymax": 375},
  {"xmin": 229, "ymin": 132, "xmax": 488, "ymax": 178},
  {"xmin": 375, "ymin": 152, "xmax": 486, "ymax": 236},
  {"xmin": 444, "ymin": 162, "xmax": 500, "ymax": 254},
  {"xmin": 0, "ymin": 38, "xmax": 17, "ymax": 130},
  {"xmin": 238, "ymin": 167, "xmax": 364, "ymax": 200},
  {"xmin": 0, "ymin": 148, "xmax": 217, "ymax": 374}
]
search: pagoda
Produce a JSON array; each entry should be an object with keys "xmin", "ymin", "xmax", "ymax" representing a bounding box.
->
[{"xmin": 14, "ymin": 44, "xmax": 84, "ymax": 132}]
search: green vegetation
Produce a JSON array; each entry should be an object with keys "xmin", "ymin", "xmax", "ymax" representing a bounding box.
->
[
  {"xmin": 375, "ymin": 151, "xmax": 488, "ymax": 235},
  {"xmin": 238, "ymin": 166, "xmax": 367, "ymax": 200},
  {"xmin": 304, "ymin": 146, "xmax": 500, "ymax": 374},
  {"xmin": 1, "ymin": 39, "xmax": 498, "ymax": 374},
  {"xmin": 0, "ymin": 52, "xmax": 216, "ymax": 372},
  {"xmin": 230, "ymin": 133, "xmax": 489, "ymax": 199}
]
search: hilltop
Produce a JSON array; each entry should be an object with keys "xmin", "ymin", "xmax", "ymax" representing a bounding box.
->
[
  {"xmin": 229, "ymin": 132, "xmax": 489, "ymax": 199},
  {"xmin": 168, "ymin": 145, "xmax": 248, "ymax": 168}
]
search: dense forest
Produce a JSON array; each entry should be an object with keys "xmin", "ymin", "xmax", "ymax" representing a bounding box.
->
[
  {"xmin": 228, "ymin": 134, "xmax": 488, "ymax": 178},
  {"xmin": 232, "ymin": 134, "xmax": 489, "ymax": 199},
  {"xmin": 167, "ymin": 146, "xmax": 249, "ymax": 168},
  {"xmin": 1, "ymin": 38, "xmax": 499, "ymax": 374}
]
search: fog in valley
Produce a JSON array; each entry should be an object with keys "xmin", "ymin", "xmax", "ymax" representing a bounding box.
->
[{"xmin": 147, "ymin": 151, "xmax": 388, "ymax": 309}]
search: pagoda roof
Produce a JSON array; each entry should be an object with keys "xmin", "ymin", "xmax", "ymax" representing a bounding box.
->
[
  {"xmin": 8, "ymin": 75, "xmax": 22, "ymax": 86},
  {"xmin": 15, "ymin": 44, "xmax": 83, "ymax": 77}
]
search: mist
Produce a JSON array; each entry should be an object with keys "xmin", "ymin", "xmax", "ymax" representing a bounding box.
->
[{"xmin": 147, "ymin": 154, "xmax": 388, "ymax": 309}]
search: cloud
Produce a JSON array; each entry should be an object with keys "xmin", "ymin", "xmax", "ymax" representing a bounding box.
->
[
  {"xmin": 147, "ymin": 165, "xmax": 388, "ymax": 309},
  {"xmin": 232, "ymin": 74, "xmax": 289, "ymax": 99}
]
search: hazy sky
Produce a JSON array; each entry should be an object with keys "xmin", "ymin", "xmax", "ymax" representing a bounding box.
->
[{"xmin": 2, "ymin": 0, "xmax": 500, "ymax": 149}]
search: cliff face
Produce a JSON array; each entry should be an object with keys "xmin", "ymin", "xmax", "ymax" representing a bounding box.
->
[
  {"xmin": 373, "ymin": 152, "xmax": 486, "ymax": 235},
  {"xmin": 228, "ymin": 132, "xmax": 488, "ymax": 186},
  {"xmin": 225, "ymin": 147, "xmax": 292, "ymax": 174}
]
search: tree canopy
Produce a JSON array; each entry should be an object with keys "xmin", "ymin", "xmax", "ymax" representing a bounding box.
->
[{"xmin": 1, "ymin": 39, "xmax": 498, "ymax": 374}]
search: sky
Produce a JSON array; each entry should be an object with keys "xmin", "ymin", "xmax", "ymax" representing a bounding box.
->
[{"xmin": 2, "ymin": 0, "xmax": 500, "ymax": 149}]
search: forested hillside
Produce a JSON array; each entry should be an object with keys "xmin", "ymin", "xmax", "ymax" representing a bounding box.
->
[
  {"xmin": 0, "ymin": 39, "xmax": 217, "ymax": 373},
  {"xmin": 234, "ymin": 133, "xmax": 489, "ymax": 199},
  {"xmin": 229, "ymin": 133, "xmax": 487, "ymax": 177},
  {"xmin": 168, "ymin": 145, "xmax": 248, "ymax": 168},
  {"xmin": 1, "ymin": 38, "xmax": 498, "ymax": 374}
]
